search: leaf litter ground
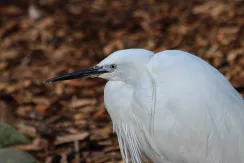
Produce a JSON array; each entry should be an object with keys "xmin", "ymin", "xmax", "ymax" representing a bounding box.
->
[{"xmin": 0, "ymin": 0, "xmax": 243, "ymax": 162}]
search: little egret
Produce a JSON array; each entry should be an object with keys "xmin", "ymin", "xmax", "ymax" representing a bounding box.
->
[{"xmin": 45, "ymin": 49, "xmax": 244, "ymax": 163}]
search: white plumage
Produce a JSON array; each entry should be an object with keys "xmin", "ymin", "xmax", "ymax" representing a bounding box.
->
[
  {"xmin": 101, "ymin": 49, "xmax": 244, "ymax": 163},
  {"xmin": 45, "ymin": 49, "xmax": 244, "ymax": 163}
]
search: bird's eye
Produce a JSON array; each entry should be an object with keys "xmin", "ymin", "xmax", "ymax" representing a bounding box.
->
[{"xmin": 110, "ymin": 64, "xmax": 117, "ymax": 70}]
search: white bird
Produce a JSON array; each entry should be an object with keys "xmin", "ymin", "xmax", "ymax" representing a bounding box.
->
[{"xmin": 45, "ymin": 49, "xmax": 244, "ymax": 163}]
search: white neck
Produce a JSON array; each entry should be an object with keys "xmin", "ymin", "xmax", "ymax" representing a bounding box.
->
[{"xmin": 104, "ymin": 66, "xmax": 156, "ymax": 163}]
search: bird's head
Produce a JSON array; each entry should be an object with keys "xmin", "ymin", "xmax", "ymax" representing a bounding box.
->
[{"xmin": 44, "ymin": 49, "xmax": 153, "ymax": 83}]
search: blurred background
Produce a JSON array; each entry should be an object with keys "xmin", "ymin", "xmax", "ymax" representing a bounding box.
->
[{"xmin": 0, "ymin": 0, "xmax": 243, "ymax": 162}]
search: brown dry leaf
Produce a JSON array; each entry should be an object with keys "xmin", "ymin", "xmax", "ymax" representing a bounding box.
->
[
  {"xmin": 0, "ymin": 62, "xmax": 7, "ymax": 71},
  {"xmin": 22, "ymin": 28, "xmax": 40, "ymax": 42},
  {"xmin": 10, "ymin": 138, "xmax": 47, "ymax": 151},
  {"xmin": 0, "ymin": 49, "xmax": 19, "ymax": 60},
  {"xmin": 54, "ymin": 83, "xmax": 64, "ymax": 95},
  {"xmin": 32, "ymin": 97, "xmax": 51, "ymax": 105},
  {"xmin": 55, "ymin": 132, "xmax": 89, "ymax": 145},
  {"xmin": 0, "ymin": 20, "xmax": 18, "ymax": 38},
  {"xmin": 92, "ymin": 125, "xmax": 112, "ymax": 139},
  {"xmin": 193, "ymin": 2, "xmax": 234, "ymax": 19},
  {"xmin": 0, "ymin": 6, "xmax": 22, "ymax": 16},
  {"xmin": 53, "ymin": 45, "xmax": 75, "ymax": 59},
  {"xmin": 103, "ymin": 40, "xmax": 124, "ymax": 55},
  {"xmin": 16, "ymin": 106, "xmax": 33, "ymax": 117},
  {"xmin": 73, "ymin": 113, "xmax": 86, "ymax": 120},
  {"xmin": 0, "ymin": 93, "xmax": 18, "ymax": 125},
  {"xmin": 103, "ymin": 145, "xmax": 120, "ymax": 153},
  {"xmin": 69, "ymin": 98, "xmax": 96, "ymax": 109},
  {"xmin": 35, "ymin": 104, "xmax": 49, "ymax": 116},
  {"xmin": 238, "ymin": 57, "xmax": 244, "ymax": 67},
  {"xmin": 92, "ymin": 107, "xmax": 106, "ymax": 120},
  {"xmin": 227, "ymin": 48, "xmax": 244, "ymax": 62},
  {"xmin": 16, "ymin": 122, "xmax": 37, "ymax": 138},
  {"xmin": 70, "ymin": 79, "xmax": 99, "ymax": 87},
  {"xmin": 36, "ymin": 17, "xmax": 54, "ymax": 30},
  {"xmin": 217, "ymin": 27, "xmax": 239, "ymax": 45},
  {"xmin": 0, "ymin": 82, "xmax": 5, "ymax": 90},
  {"xmin": 67, "ymin": 4, "xmax": 82, "ymax": 15},
  {"xmin": 232, "ymin": 74, "xmax": 244, "ymax": 88},
  {"xmin": 5, "ymin": 83, "xmax": 23, "ymax": 94},
  {"xmin": 82, "ymin": 89, "xmax": 96, "ymax": 96}
]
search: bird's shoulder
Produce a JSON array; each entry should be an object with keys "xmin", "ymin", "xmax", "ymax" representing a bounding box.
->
[
  {"xmin": 146, "ymin": 50, "xmax": 203, "ymax": 80},
  {"xmin": 147, "ymin": 50, "xmax": 197, "ymax": 70}
]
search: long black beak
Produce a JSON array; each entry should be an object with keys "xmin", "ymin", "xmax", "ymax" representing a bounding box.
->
[{"xmin": 44, "ymin": 66, "xmax": 107, "ymax": 83}]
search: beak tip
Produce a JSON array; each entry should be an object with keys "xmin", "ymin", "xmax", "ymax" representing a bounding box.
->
[{"xmin": 43, "ymin": 79, "xmax": 52, "ymax": 83}]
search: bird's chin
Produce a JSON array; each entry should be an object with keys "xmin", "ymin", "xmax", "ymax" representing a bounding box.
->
[{"xmin": 98, "ymin": 73, "xmax": 112, "ymax": 80}]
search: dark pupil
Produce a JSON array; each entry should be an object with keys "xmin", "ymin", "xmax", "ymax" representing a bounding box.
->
[{"xmin": 111, "ymin": 64, "xmax": 115, "ymax": 69}]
